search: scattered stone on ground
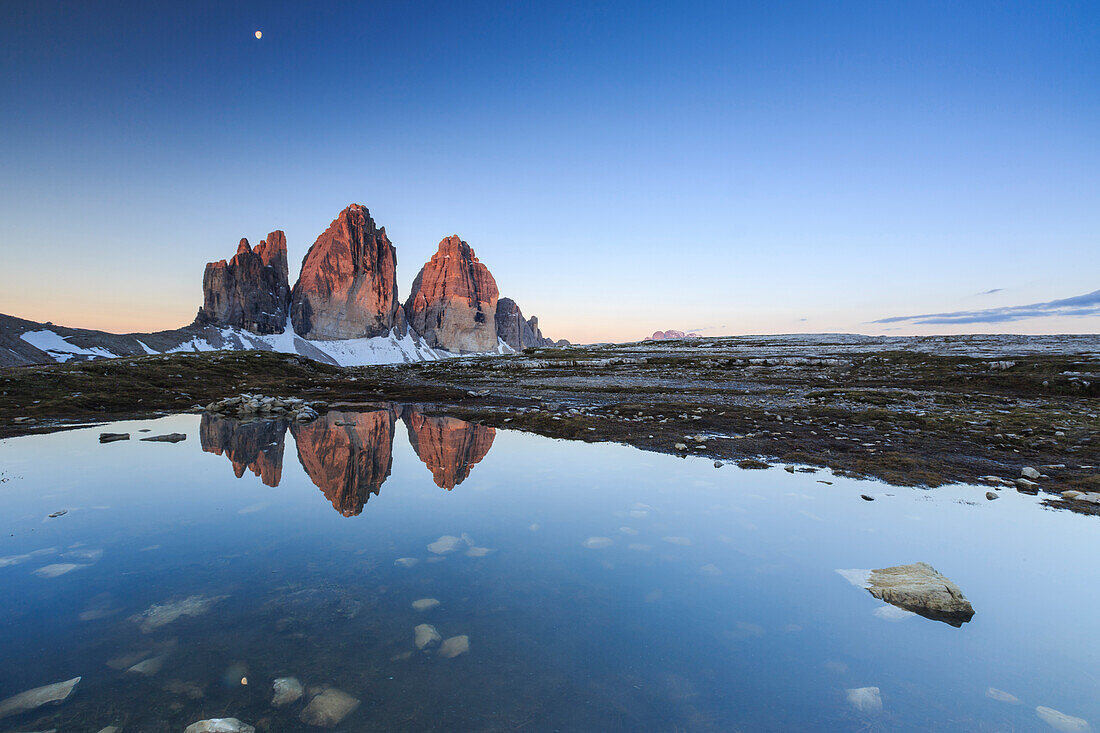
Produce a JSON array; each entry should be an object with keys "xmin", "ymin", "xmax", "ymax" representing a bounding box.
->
[
  {"xmin": 272, "ymin": 677, "xmax": 304, "ymax": 706},
  {"xmin": 205, "ymin": 394, "xmax": 322, "ymax": 423},
  {"xmin": 0, "ymin": 677, "xmax": 81, "ymax": 719},
  {"xmin": 299, "ymin": 688, "xmax": 360, "ymax": 727}
]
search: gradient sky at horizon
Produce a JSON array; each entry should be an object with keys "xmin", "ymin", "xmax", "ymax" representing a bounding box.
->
[{"xmin": 1, "ymin": 0, "xmax": 1097, "ymax": 342}]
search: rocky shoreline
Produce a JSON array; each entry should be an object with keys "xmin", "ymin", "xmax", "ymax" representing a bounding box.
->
[{"xmin": 1, "ymin": 335, "xmax": 1097, "ymax": 514}]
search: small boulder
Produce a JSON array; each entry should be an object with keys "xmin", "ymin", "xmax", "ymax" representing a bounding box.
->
[
  {"xmin": 99, "ymin": 432, "xmax": 129, "ymax": 443},
  {"xmin": 986, "ymin": 492, "xmax": 999, "ymax": 501},
  {"xmin": 140, "ymin": 433, "xmax": 187, "ymax": 443},
  {"xmin": 414, "ymin": 624, "xmax": 441, "ymax": 650},
  {"xmin": 1021, "ymin": 466, "xmax": 1041, "ymax": 480}
]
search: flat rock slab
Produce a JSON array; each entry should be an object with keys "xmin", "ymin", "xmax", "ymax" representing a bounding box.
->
[
  {"xmin": 140, "ymin": 433, "xmax": 187, "ymax": 443},
  {"xmin": 299, "ymin": 688, "xmax": 360, "ymax": 727},
  {"xmin": 0, "ymin": 676, "xmax": 81, "ymax": 719},
  {"xmin": 839, "ymin": 562, "xmax": 975, "ymax": 627},
  {"xmin": 184, "ymin": 719, "xmax": 255, "ymax": 733},
  {"xmin": 98, "ymin": 433, "xmax": 129, "ymax": 443}
]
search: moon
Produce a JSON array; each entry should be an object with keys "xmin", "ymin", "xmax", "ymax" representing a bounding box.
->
[{"xmin": 254, "ymin": 30, "xmax": 262, "ymax": 39}]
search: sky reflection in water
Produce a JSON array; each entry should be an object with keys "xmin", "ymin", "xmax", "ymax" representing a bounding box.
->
[{"xmin": 0, "ymin": 409, "xmax": 1098, "ymax": 731}]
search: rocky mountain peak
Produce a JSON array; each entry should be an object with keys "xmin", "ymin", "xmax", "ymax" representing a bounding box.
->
[
  {"xmin": 404, "ymin": 235, "xmax": 500, "ymax": 353},
  {"xmin": 195, "ymin": 229, "xmax": 291, "ymax": 335},
  {"xmin": 290, "ymin": 204, "xmax": 402, "ymax": 340}
]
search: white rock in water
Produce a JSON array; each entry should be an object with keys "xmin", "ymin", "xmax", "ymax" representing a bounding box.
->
[
  {"xmin": 427, "ymin": 536, "xmax": 462, "ymax": 554},
  {"xmin": 0, "ymin": 676, "xmax": 81, "ymax": 719},
  {"xmin": 272, "ymin": 677, "xmax": 303, "ymax": 706},
  {"xmin": 412, "ymin": 598, "xmax": 440, "ymax": 612},
  {"xmin": 415, "ymin": 624, "xmax": 441, "ymax": 649},
  {"xmin": 986, "ymin": 687, "xmax": 1020, "ymax": 704},
  {"xmin": 582, "ymin": 537, "xmax": 612, "ymax": 549},
  {"xmin": 132, "ymin": 594, "xmax": 227, "ymax": 632},
  {"xmin": 299, "ymin": 688, "xmax": 360, "ymax": 727},
  {"xmin": 184, "ymin": 718, "xmax": 256, "ymax": 733},
  {"xmin": 439, "ymin": 635, "xmax": 470, "ymax": 658},
  {"xmin": 1036, "ymin": 706, "xmax": 1091, "ymax": 732},
  {"xmin": 846, "ymin": 686, "xmax": 882, "ymax": 713}
]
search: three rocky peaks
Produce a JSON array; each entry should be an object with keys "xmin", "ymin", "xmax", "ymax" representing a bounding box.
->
[{"xmin": 195, "ymin": 204, "xmax": 559, "ymax": 353}]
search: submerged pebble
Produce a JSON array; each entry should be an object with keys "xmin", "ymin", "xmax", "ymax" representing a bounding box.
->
[
  {"xmin": 439, "ymin": 635, "xmax": 470, "ymax": 658},
  {"xmin": 1035, "ymin": 706, "xmax": 1091, "ymax": 732},
  {"xmin": 299, "ymin": 688, "xmax": 360, "ymax": 727},
  {"xmin": 272, "ymin": 677, "xmax": 304, "ymax": 706},
  {"xmin": 184, "ymin": 718, "xmax": 255, "ymax": 733},
  {"xmin": 582, "ymin": 537, "xmax": 612, "ymax": 549},
  {"xmin": 846, "ymin": 686, "xmax": 882, "ymax": 713},
  {"xmin": 427, "ymin": 536, "xmax": 463, "ymax": 554},
  {"xmin": 986, "ymin": 687, "xmax": 1019, "ymax": 704},
  {"xmin": 415, "ymin": 624, "xmax": 442, "ymax": 649},
  {"xmin": 0, "ymin": 676, "xmax": 81, "ymax": 719},
  {"xmin": 412, "ymin": 598, "xmax": 440, "ymax": 612},
  {"xmin": 132, "ymin": 594, "xmax": 226, "ymax": 632}
]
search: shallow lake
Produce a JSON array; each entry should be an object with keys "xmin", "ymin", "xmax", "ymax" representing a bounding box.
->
[{"xmin": 1, "ymin": 407, "xmax": 1097, "ymax": 731}]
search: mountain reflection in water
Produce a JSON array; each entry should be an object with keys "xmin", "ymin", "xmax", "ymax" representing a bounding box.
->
[{"xmin": 199, "ymin": 407, "xmax": 495, "ymax": 515}]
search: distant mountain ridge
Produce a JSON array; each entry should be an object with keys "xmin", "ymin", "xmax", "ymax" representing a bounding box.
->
[{"xmin": 0, "ymin": 203, "xmax": 567, "ymax": 368}]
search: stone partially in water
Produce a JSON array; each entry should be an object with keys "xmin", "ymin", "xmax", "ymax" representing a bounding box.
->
[
  {"xmin": 272, "ymin": 677, "xmax": 304, "ymax": 706},
  {"xmin": 415, "ymin": 624, "xmax": 441, "ymax": 649},
  {"xmin": 439, "ymin": 635, "xmax": 470, "ymax": 658},
  {"xmin": 1035, "ymin": 706, "xmax": 1091, "ymax": 732},
  {"xmin": 0, "ymin": 676, "xmax": 81, "ymax": 719},
  {"xmin": 846, "ymin": 686, "xmax": 882, "ymax": 713},
  {"xmin": 132, "ymin": 594, "xmax": 227, "ymax": 633},
  {"xmin": 99, "ymin": 432, "xmax": 129, "ymax": 443},
  {"xmin": 412, "ymin": 598, "xmax": 440, "ymax": 612},
  {"xmin": 299, "ymin": 688, "xmax": 360, "ymax": 727},
  {"xmin": 183, "ymin": 719, "xmax": 256, "ymax": 733},
  {"xmin": 838, "ymin": 562, "xmax": 974, "ymax": 627},
  {"xmin": 140, "ymin": 433, "xmax": 187, "ymax": 443},
  {"xmin": 427, "ymin": 535, "xmax": 463, "ymax": 554},
  {"xmin": 582, "ymin": 537, "xmax": 612, "ymax": 549}
]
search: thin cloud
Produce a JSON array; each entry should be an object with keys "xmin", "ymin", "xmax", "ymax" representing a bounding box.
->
[{"xmin": 872, "ymin": 289, "xmax": 1100, "ymax": 325}]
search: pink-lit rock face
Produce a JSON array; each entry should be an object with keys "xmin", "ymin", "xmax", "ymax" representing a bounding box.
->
[
  {"xmin": 644, "ymin": 330, "xmax": 700, "ymax": 341},
  {"xmin": 196, "ymin": 230, "xmax": 290, "ymax": 335},
  {"xmin": 403, "ymin": 408, "xmax": 495, "ymax": 489},
  {"xmin": 291, "ymin": 410, "xmax": 396, "ymax": 516},
  {"xmin": 290, "ymin": 205, "xmax": 402, "ymax": 340},
  {"xmin": 405, "ymin": 236, "xmax": 499, "ymax": 353}
]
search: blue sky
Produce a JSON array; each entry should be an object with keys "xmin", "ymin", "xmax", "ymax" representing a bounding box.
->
[{"xmin": 1, "ymin": 0, "xmax": 1097, "ymax": 341}]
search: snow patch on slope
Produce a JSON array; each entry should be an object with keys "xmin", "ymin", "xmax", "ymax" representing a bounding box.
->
[{"xmin": 20, "ymin": 330, "xmax": 121, "ymax": 362}]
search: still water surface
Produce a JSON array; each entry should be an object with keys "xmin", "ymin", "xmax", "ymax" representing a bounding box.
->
[{"xmin": 1, "ymin": 408, "xmax": 1098, "ymax": 731}]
